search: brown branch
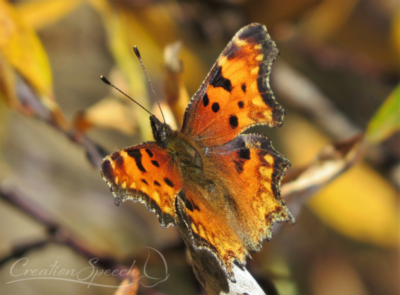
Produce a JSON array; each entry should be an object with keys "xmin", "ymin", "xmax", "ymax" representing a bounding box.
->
[
  {"xmin": 13, "ymin": 76, "xmax": 108, "ymax": 169},
  {"xmin": 280, "ymin": 133, "xmax": 366, "ymax": 222},
  {"xmin": 0, "ymin": 185, "xmax": 121, "ymax": 271}
]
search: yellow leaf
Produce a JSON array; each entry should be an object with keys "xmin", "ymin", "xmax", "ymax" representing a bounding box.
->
[
  {"xmin": 309, "ymin": 163, "xmax": 399, "ymax": 247},
  {"xmin": 91, "ymin": 1, "xmax": 207, "ymax": 138},
  {"xmin": 0, "ymin": 1, "xmax": 69, "ymax": 130},
  {"xmin": 0, "ymin": 0, "xmax": 52, "ymax": 97},
  {"xmin": 89, "ymin": 0, "xmax": 152, "ymax": 140},
  {"xmin": 15, "ymin": 0, "xmax": 84, "ymax": 30},
  {"xmin": 366, "ymin": 84, "xmax": 400, "ymax": 144},
  {"xmin": 281, "ymin": 114, "xmax": 399, "ymax": 247}
]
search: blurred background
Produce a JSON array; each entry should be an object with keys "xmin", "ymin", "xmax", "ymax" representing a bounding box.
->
[{"xmin": 0, "ymin": 0, "xmax": 399, "ymax": 294}]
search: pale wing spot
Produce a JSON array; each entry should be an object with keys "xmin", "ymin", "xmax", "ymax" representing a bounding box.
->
[
  {"xmin": 163, "ymin": 204, "xmax": 173, "ymax": 215},
  {"xmin": 261, "ymin": 180, "xmax": 272, "ymax": 191},
  {"xmin": 130, "ymin": 182, "xmax": 136, "ymax": 189},
  {"xmin": 198, "ymin": 224, "xmax": 206, "ymax": 237},
  {"xmin": 255, "ymin": 54, "xmax": 264, "ymax": 61},
  {"xmin": 264, "ymin": 154, "xmax": 274, "ymax": 165},
  {"xmin": 259, "ymin": 166, "xmax": 272, "ymax": 178},
  {"xmin": 141, "ymin": 186, "xmax": 148, "ymax": 194},
  {"xmin": 236, "ymin": 39, "xmax": 248, "ymax": 47},
  {"xmin": 263, "ymin": 111, "xmax": 273, "ymax": 121},
  {"xmin": 251, "ymin": 67, "xmax": 259, "ymax": 75},
  {"xmin": 218, "ymin": 56, "xmax": 228, "ymax": 66},
  {"xmin": 254, "ymin": 44, "xmax": 262, "ymax": 50},
  {"xmin": 252, "ymin": 96, "xmax": 265, "ymax": 107},
  {"xmin": 152, "ymin": 191, "xmax": 160, "ymax": 203},
  {"xmin": 121, "ymin": 181, "xmax": 127, "ymax": 189},
  {"xmin": 115, "ymin": 177, "xmax": 119, "ymax": 184},
  {"xmin": 191, "ymin": 224, "xmax": 198, "ymax": 234}
]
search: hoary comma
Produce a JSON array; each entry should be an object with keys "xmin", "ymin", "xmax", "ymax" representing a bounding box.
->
[{"xmin": 101, "ymin": 23, "xmax": 295, "ymax": 280}]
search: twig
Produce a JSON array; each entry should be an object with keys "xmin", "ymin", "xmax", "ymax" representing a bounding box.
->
[
  {"xmin": 0, "ymin": 185, "xmax": 121, "ymax": 271},
  {"xmin": 13, "ymin": 76, "xmax": 108, "ymax": 169},
  {"xmin": 280, "ymin": 133, "xmax": 366, "ymax": 222}
]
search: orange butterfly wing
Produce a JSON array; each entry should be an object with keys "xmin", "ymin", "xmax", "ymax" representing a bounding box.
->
[
  {"xmin": 100, "ymin": 23, "xmax": 293, "ymax": 282},
  {"xmin": 181, "ymin": 23, "xmax": 283, "ymax": 147},
  {"xmin": 177, "ymin": 23, "xmax": 293, "ymax": 278},
  {"xmin": 177, "ymin": 134, "xmax": 293, "ymax": 278},
  {"xmin": 101, "ymin": 142, "xmax": 182, "ymax": 228},
  {"xmin": 207, "ymin": 134, "xmax": 294, "ymax": 248}
]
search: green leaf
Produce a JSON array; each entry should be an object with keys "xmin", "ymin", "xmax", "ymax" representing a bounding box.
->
[{"xmin": 366, "ymin": 84, "xmax": 400, "ymax": 144}]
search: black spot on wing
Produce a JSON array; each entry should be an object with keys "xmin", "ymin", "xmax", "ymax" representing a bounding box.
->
[
  {"xmin": 241, "ymin": 84, "xmax": 246, "ymax": 93},
  {"xmin": 239, "ymin": 148, "xmax": 250, "ymax": 159},
  {"xmin": 110, "ymin": 152, "xmax": 124, "ymax": 169},
  {"xmin": 127, "ymin": 149, "xmax": 146, "ymax": 172},
  {"xmin": 101, "ymin": 159, "xmax": 114, "ymax": 180},
  {"xmin": 151, "ymin": 160, "xmax": 160, "ymax": 167},
  {"xmin": 238, "ymin": 101, "xmax": 244, "ymax": 109},
  {"xmin": 164, "ymin": 177, "xmax": 174, "ymax": 188},
  {"xmin": 192, "ymin": 201, "xmax": 200, "ymax": 211},
  {"xmin": 229, "ymin": 115, "xmax": 238, "ymax": 128},
  {"xmin": 185, "ymin": 198, "xmax": 193, "ymax": 212},
  {"xmin": 203, "ymin": 93, "xmax": 209, "ymax": 107},
  {"xmin": 233, "ymin": 147, "xmax": 250, "ymax": 174},
  {"xmin": 154, "ymin": 180, "xmax": 160, "ymax": 186},
  {"xmin": 145, "ymin": 149, "xmax": 153, "ymax": 157},
  {"xmin": 212, "ymin": 103, "xmax": 220, "ymax": 113},
  {"xmin": 141, "ymin": 179, "xmax": 148, "ymax": 185},
  {"xmin": 234, "ymin": 160, "xmax": 243, "ymax": 174},
  {"xmin": 210, "ymin": 65, "xmax": 232, "ymax": 92}
]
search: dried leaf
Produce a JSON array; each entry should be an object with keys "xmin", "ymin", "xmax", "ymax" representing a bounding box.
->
[
  {"xmin": 74, "ymin": 97, "xmax": 137, "ymax": 135},
  {"xmin": 282, "ymin": 134, "xmax": 365, "ymax": 219},
  {"xmin": 366, "ymin": 84, "xmax": 400, "ymax": 144},
  {"xmin": 281, "ymin": 115, "xmax": 399, "ymax": 247},
  {"xmin": 15, "ymin": 0, "xmax": 84, "ymax": 30}
]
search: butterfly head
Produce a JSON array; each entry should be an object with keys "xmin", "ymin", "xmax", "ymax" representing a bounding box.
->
[{"xmin": 150, "ymin": 115, "xmax": 173, "ymax": 147}]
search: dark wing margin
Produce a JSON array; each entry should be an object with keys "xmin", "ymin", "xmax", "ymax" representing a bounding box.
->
[
  {"xmin": 101, "ymin": 141, "xmax": 182, "ymax": 228},
  {"xmin": 181, "ymin": 23, "xmax": 284, "ymax": 147}
]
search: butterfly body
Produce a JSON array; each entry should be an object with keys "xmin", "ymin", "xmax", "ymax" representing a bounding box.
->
[{"xmin": 101, "ymin": 23, "xmax": 294, "ymax": 279}]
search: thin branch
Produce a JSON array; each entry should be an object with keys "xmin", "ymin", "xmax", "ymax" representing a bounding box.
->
[{"xmin": 0, "ymin": 186, "xmax": 121, "ymax": 271}]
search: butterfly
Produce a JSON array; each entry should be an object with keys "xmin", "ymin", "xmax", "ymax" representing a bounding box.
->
[{"xmin": 101, "ymin": 23, "xmax": 294, "ymax": 280}]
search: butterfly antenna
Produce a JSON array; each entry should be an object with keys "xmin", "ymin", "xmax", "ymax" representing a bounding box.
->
[
  {"xmin": 100, "ymin": 75, "xmax": 153, "ymax": 117},
  {"xmin": 133, "ymin": 46, "xmax": 166, "ymax": 124}
]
